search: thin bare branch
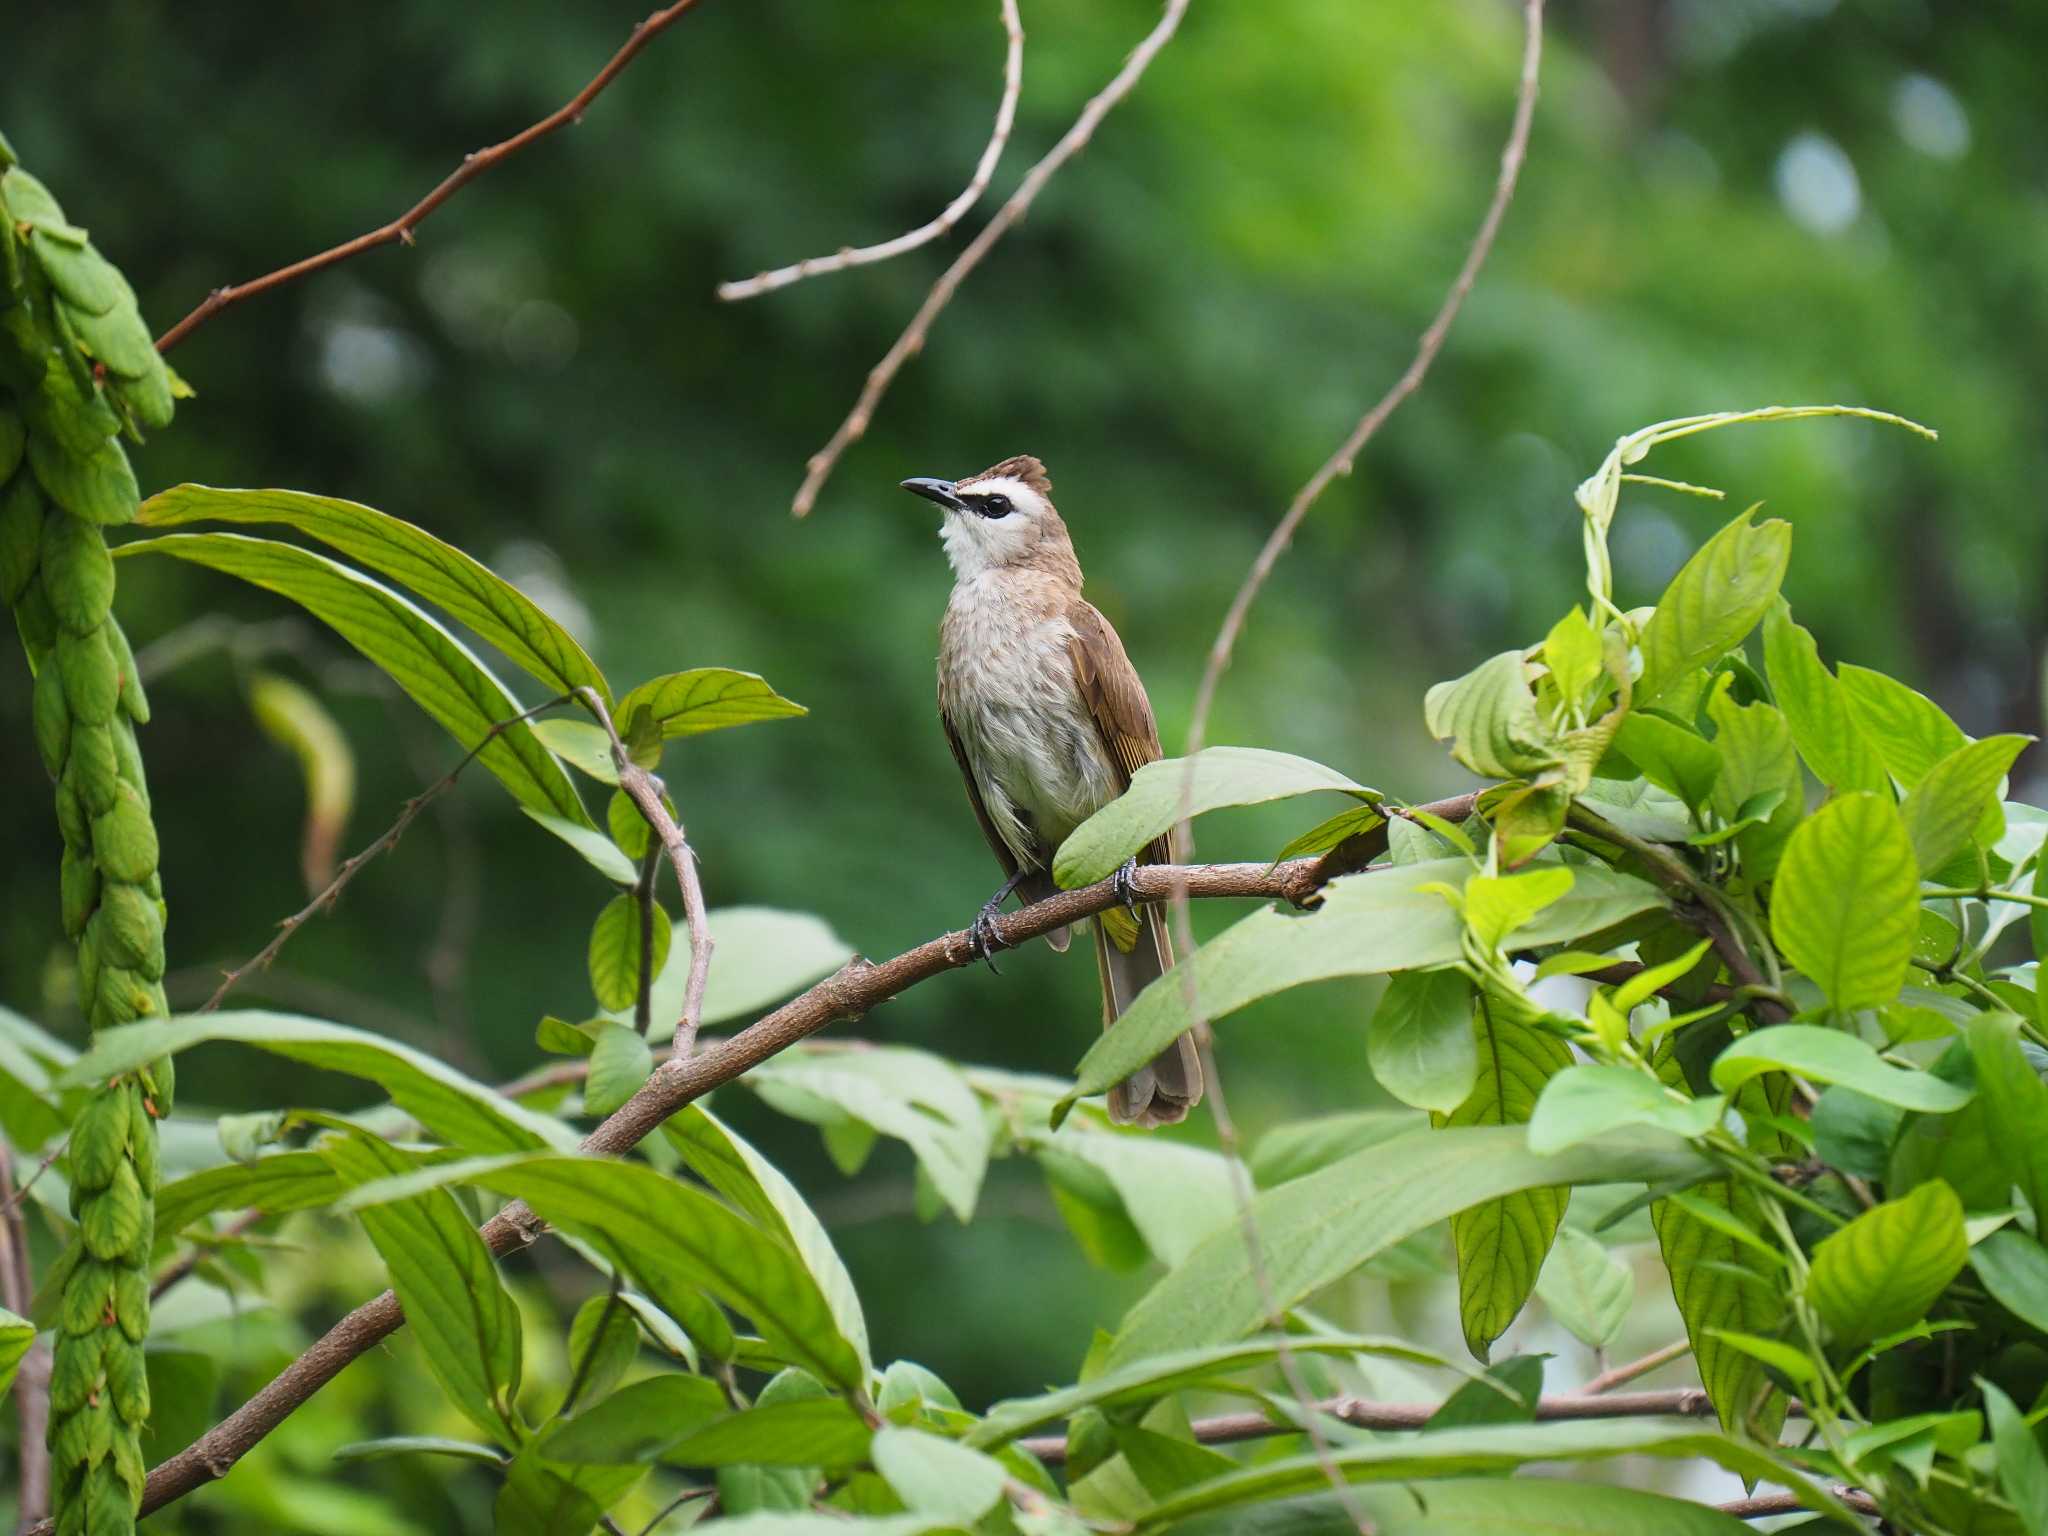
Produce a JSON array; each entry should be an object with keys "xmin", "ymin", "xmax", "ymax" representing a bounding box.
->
[
  {"xmin": 1582, "ymin": 1337, "xmax": 1692, "ymax": 1394},
  {"xmin": 791, "ymin": 0, "xmax": 1190, "ymax": 516},
  {"xmin": 1719, "ymin": 1488, "xmax": 1880, "ymax": 1521},
  {"xmin": 153, "ymin": 1, "xmax": 710, "ymax": 353},
  {"xmin": 718, "ymin": 0, "xmax": 1025, "ymax": 302},
  {"xmin": 203, "ymin": 693, "xmax": 574, "ymax": 1011}
]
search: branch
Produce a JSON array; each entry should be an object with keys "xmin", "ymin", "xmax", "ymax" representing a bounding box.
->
[
  {"xmin": 717, "ymin": 0, "xmax": 1025, "ymax": 302},
  {"xmin": 98, "ymin": 796, "xmax": 1480, "ymax": 1527},
  {"xmin": 1581, "ymin": 1337, "xmax": 1691, "ymax": 1394},
  {"xmin": 1719, "ymin": 1488, "xmax": 1880, "ymax": 1521},
  {"xmin": 152, "ymin": 1, "xmax": 709, "ymax": 353},
  {"xmin": 791, "ymin": 0, "xmax": 1190, "ymax": 516}
]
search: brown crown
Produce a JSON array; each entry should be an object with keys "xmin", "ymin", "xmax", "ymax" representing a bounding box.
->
[{"xmin": 958, "ymin": 455, "xmax": 1052, "ymax": 499}]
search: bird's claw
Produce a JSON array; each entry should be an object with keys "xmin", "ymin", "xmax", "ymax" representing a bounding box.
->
[
  {"xmin": 968, "ymin": 903, "xmax": 1011, "ymax": 973},
  {"xmin": 1112, "ymin": 857, "xmax": 1142, "ymax": 919}
]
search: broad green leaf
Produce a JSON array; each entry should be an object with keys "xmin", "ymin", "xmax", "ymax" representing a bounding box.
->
[
  {"xmin": 1169, "ymin": 1478, "xmax": 1757, "ymax": 1536},
  {"xmin": 1536, "ymin": 1227, "xmax": 1632, "ymax": 1350},
  {"xmin": 1059, "ymin": 860, "xmax": 1662, "ymax": 1119},
  {"xmin": 1113, "ymin": 1423, "xmax": 1239, "ymax": 1500},
  {"xmin": 1528, "ymin": 1065, "xmax": 1725, "ymax": 1155},
  {"xmin": 1839, "ymin": 664, "xmax": 1967, "ymax": 789},
  {"xmin": 1982, "ymin": 1378, "xmax": 2048, "ymax": 1536},
  {"xmin": 1711, "ymin": 1025, "xmax": 1973, "ymax": 1113},
  {"xmin": 1654, "ymin": 1178, "xmax": 1786, "ymax": 1435},
  {"xmin": 643, "ymin": 906, "xmax": 856, "ymax": 1038},
  {"xmin": 541, "ymin": 1374, "xmax": 727, "ymax": 1463},
  {"xmin": 613, "ymin": 668, "xmax": 806, "ymax": 740},
  {"xmin": 321, "ymin": 1132, "xmax": 523, "ymax": 1438},
  {"xmin": 1702, "ymin": 1329, "xmax": 1816, "ymax": 1386},
  {"xmin": 1809, "ymin": 1180, "xmax": 1968, "ymax": 1344},
  {"xmin": 1272, "ymin": 802, "xmax": 1386, "ymax": 863},
  {"xmin": 1705, "ymin": 690, "xmax": 1802, "ymax": 879},
  {"xmin": 138, "ymin": 485, "xmax": 611, "ymax": 703},
  {"xmin": 1456, "ymin": 867, "xmax": 1574, "ymax": 951},
  {"xmin": 156, "ymin": 1150, "xmax": 344, "ymax": 1235},
  {"xmin": 1636, "ymin": 506, "xmax": 1790, "ymax": 706},
  {"xmin": 1131, "ymin": 1417, "xmax": 1849, "ymax": 1530},
  {"xmin": 1422, "ymin": 651, "xmax": 1562, "ymax": 780},
  {"xmin": 664, "ymin": 1395, "xmax": 873, "ymax": 1467},
  {"xmin": 1966, "ymin": 1013, "xmax": 2048, "ymax": 1221},
  {"xmin": 533, "ymin": 718, "xmax": 618, "ymax": 785},
  {"xmin": 1434, "ymin": 996, "xmax": 1573, "ymax": 1360},
  {"xmin": 1768, "ymin": 793, "xmax": 1918, "ymax": 1013},
  {"xmin": 1762, "ymin": 601, "xmax": 1887, "ymax": 795},
  {"xmin": 1248, "ymin": 1109, "xmax": 1424, "ymax": 1188},
  {"xmin": 332, "ymin": 1436, "xmax": 510, "ymax": 1466},
  {"xmin": 1054, "ymin": 747, "xmax": 1377, "ymax": 888},
  {"xmin": 1810, "ymin": 1086, "xmax": 1905, "ymax": 1181},
  {"xmin": 663, "ymin": 1105, "xmax": 870, "ymax": 1380},
  {"xmin": 0, "ymin": 1306, "xmax": 32, "ymax": 1396},
  {"xmin": 684, "ymin": 1519, "xmax": 956, "ymax": 1536},
  {"xmin": 966, "ymin": 1333, "xmax": 1455, "ymax": 1448},
  {"xmin": 1367, "ymin": 969, "xmax": 1476, "ymax": 1113},
  {"xmin": 872, "ymin": 1428, "xmax": 1008, "ymax": 1524},
  {"xmin": 61, "ymin": 1012, "xmax": 578, "ymax": 1153},
  {"xmin": 562, "ymin": 1291, "xmax": 639, "ymax": 1409},
  {"xmin": 1904, "ymin": 735, "xmax": 2030, "ymax": 875},
  {"xmin": 1425, "ymin": 1354, "xmax": 1544, "ymax": 1429},
  {"xmin": 1542, "ymin": 605, "xmax": 1606, "ymax": 712},
  {"xmin": 1019, "ymin": 1128, "xmax": 1235, "ymax": 1268},
  {"xmin": 523, "ymin": 810, "xmax": 637, "ymax": 885},
  {"xmin": 588, "ymin": 893, "xmax": 669, "ymax": 1014},
  {"xmin": 582, "ymin": 1022, "xmax": 654, "ymax": 1117},
  {"xmin": 496, "ymin": 1444, "xmax": 642, "ymax": 1536},
  {"xmin": 1105, "ymin": 1126, "xmax": 1711, "ymax": 1370},
  {"xmin": 115, "ymin": 532, "xmax": 591, "ymax": 826},
  {"xmin": 1613, "ymin": 713, "xmax": 1720, "ymax": 812},
  {"xmin": 1973, "ymin": 1230, "xmax": 2048, "ymax": 1335}
]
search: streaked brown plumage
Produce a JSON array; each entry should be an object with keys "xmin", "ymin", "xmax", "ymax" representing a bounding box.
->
[{"xmin": 904, "ymin": 455, "xmax": 1201, "ymax": 1127}]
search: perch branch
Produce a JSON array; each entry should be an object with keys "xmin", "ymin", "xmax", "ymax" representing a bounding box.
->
[
  {"xmin": 718, "ymin": 0, "xmax": 1025, "ymax": 302},
  {"xmin": 791, "ymin": 0, "xmax": 1190, "ymax": 516},
  {"xmin": 1719, "ymin": 1488, "xmax": 1881, "ymax": 1521},
  {"xmin": 153, "ymin": 1, "xmax": 709, "ymax": 353}
]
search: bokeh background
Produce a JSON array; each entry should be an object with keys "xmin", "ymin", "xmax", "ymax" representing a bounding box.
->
[{"xmin": 5, "ymin": 0, "xmax": 2046, "ymax": 1527}]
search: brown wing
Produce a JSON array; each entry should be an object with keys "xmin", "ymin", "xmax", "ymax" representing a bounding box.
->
[
  {"xmin": 1066, "ymin": 600, "xmax": 1177, "ymax": 869},
  {"xmin": 940, "ymin": 707, "xmax": 1019, "ymax": 879}
]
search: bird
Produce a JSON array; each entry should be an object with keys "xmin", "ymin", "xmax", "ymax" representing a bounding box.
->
[{"xmin": 902, "ymin": 455, "xmax": 1202, "ymax": 1127}]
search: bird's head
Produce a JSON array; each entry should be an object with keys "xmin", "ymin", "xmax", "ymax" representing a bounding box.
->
[{"xmin": 901, "ymin": 455, "xmax": 1077, "ymax": 581}]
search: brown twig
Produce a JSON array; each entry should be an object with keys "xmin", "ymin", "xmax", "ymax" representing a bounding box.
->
[
  {"xmin": 1, "ymin": 1140, "xmax": 51, "ymax": 1523},
  {"xmin": 79, "ymin": 821, "xmax": 1477, "ymax": 1530},
  {"xmin": 152, "ymin": 1, "xmax": 709, "ymax": 353},
  {"xmin": 576, "ymin": 689, "xmax": 714, "ymax": 1052},
  {"xmin": 718, "ymin": 0, "xmax": 1025, "ymax": 302},
  {"xmin": 791, "ymin": 0, "xmax": 1190, "ymax": 516},
  {"xmin": 203, "ymin": 693, "xmax": 573, "ymax": 1011},
  {"xmin": 1718, "ymin": 1488, "xmax": 1880, "ymax": 1521},
  {"xmin": 1581, "ymin": 1337, "xmax": 1692, "ymax": 1395}
]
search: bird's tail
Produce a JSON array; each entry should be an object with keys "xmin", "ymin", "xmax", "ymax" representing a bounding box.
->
[{"xmin": 1094, "ymin": 907, "xmax": 1202, "ymax": 1127}]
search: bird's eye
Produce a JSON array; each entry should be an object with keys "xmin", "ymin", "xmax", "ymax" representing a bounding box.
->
[{"xmin": 981, "ymin": 494, "xmax": 1012, "ymax": 518}]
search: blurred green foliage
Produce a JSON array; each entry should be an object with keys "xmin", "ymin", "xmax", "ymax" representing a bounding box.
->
[{"xmin": 4, "ymin": 1, "xmax": 2045, "ymax": 1526}]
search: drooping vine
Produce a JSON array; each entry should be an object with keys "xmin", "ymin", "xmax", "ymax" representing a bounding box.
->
[{"xmin": 0, "ymin": 133, "xmax": 181, "ymax": 1535}]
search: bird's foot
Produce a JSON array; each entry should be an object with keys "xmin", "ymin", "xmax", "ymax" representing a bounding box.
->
[
  {"xmin": 1112, "ymin": 857, "xmax": 1142, "ymax": 919},
  {"xmin": 968, "ymin": 901, "xmax": 1012, "ymax": 973}
]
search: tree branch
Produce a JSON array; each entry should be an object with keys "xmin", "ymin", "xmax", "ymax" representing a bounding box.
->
[
  {"xmin": 717, "ymin": 0, "xmax": 1025, "ymax": 302},
  {"xmin": 152, "ymin": 1, "xmax": 709, "ymax": 353},
  {"xmin": 92, "ymin": 795, "xmax": 1478, "ymax": 1528},
  {"xmin": 1719, "ymin": 1488, "xmax": 1880, "ymax": 1521},
  {"xmin": 791, "ymin": 0, "xmax": 1190, "ymax": 516}
]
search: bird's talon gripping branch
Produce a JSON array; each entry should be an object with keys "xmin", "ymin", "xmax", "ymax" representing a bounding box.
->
[
  {"xmin": 968, "ymin": 904, "xmax": 1011, "ymax": 972},
  {"xmin": 1112, "ymin": 857, "xmax": 1141, "ymax": 918}
]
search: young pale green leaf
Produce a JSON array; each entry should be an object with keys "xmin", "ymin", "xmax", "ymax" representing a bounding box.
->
[
  {"xmin": 1705, "ymin": 690, "xmax": 1803, "ymax": 879},
  {"xmin": 1839, "ymin": 665, "xmax": 1968, "ymax": 789},
  {"xmin": 138, "ymin": 485, "xmax": 612, "ymax": 703},
  {"xmin": 1543, "ymin": 605, "xmax": 1606, "ymax": 713},
  {"xmin": 155, "ymin": 1150, "xmax": 345, "ymax": 1235},
  {"xmin": 663, "ymin": 1396, "xmax": 874, "ymax": 1468},
  {"xmin": 331, "ymin": 1436, "xmax": 511, "ymax": 1467},
  {"xmin": 1981, "ymin": 1378, "xmax": 2048, "ymax": 1536},
  {"xmin": 1769, "ymin": 792, "xmax": 1919, "ymax": 1013},
  {"xmin": 1636, "ymin": 506, "xmax": 1791, "ymax": 706},
  {"xmin": 1367, "ymin": 969, "xmax": 1477, "ymax": 1113},
  {"xmin": 321, "ymin": 1132, "xmax": 524, "ymax": 1439},
  {"xmin": 1457, "ymin": 867, "xmax": 1575, "ymax": 952},
  {"xmin": 115, "ymin": 532, "xmax": 593, "ymax": 826},
  {"xmin": 588, "ymin": 893, "xmax": 669, "ymax": 1014},
  {"xmin": 1613, "ymin": 713, "xmax": 1721, "ymax": 812},
  {"xmin": 1536, "ymin": 1227, "xmax": 1632, "ymax": 1351},
  {"xmin": 1654, "ymin": 1178, "xmax": 1788, "ymax": 1436},
  {"xmin": 61, "ymin": 1012, "xmax": 578, "ymax": 1152},
  {"xmin": 1422, "ymin": 651, "xmax": 1563, "ymax": 781},
  {"xmin": 1019, "ymin": 1129, "xmax": 1236, "ymax": 1268},
  {"xmin": 1053, "ymin": 747, "xmax": 1377, "ymax": 889},
  {"xmin": 1608, "ymin": 938, "xmax": 1714, "ymax": 1014},
  {"xmin": 1966, "ymin": 1013, "xmax": 2048, "ymax": 1222},
  {"xmin": 582, "ymin": 1023, "xmax": 653, "ymax": 1117},
  {"xmin": 1972, "ymin": 1230, "xmax": 2048, "ymax": 1335},
  {"xmin": 1809, "ymin": 1180, "xmax": 1968, "ymax": 1345},
  {"xmin": 1701, "ymin": 1329, "xmax": 1817, "ymax": 1387},
  {"xmin": 1711, "ymin": 1025, "xmax": 1973, "ymax": 1113},
  {"xmin": 1130, "ymin": 1417, "xmax": 1850, "ymax": 1530},
  {"xmin": 0, "ymin": 1306, "xmax": 32, "ymax": 1396},
  {"xmin": 1434, "ymin": 997, "xmax": 1573, "ymax": 1361},
  {"xmin": 967, "ymin": 1333, "xmax": 1455, "ymax": 1449},
  {"xmin": 872, "ymin": 1428, "xmax": 1008, "ymax": 1524},
  {"xmin": 1270, "ymin": 803, "xmax": 1385, "ymax": 864},
  {"xmin": 1761, "ymin": 600, "xmax": 1887, "ymax": 795},
  {"xmin": 1105, "ymin": 1126, "xmax": 1711, "ymax": 1370},
  {"xmin": 522, "ymin": 810, "xmax": 637, "ymax": 886},
  {"xmin": 533, "ymin": 718, "xmax": 618, "ymax": 785},
  {"xmin": 541, "ymin": 1375, "xmax": 728, "ymax": 1464},
  {"xmin": 1528, "ymin": 1066, "xmax": 1725, "ymax": 1155},
  {"xmin": 613, "ymin": 668, "xmax": 806, "ymax": 741},
  {"xmin": 642, "ymin": 906, "xmax": 856, "ymax": 1038},
  {"xmin": 1903, "ymin": 735, "xmax": 2031, "ymax": 874}
]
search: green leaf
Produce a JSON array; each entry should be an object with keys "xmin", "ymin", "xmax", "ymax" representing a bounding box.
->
[
  {"xmin": 540, "ymin": 1374, "xmax": 727, "ymax": 1463},
  {"xmin": 1636, "ymin": 506, "xmax": 1791, "ymax": 706},
  {"xmin": 1839, "ymin": 665, "xmax": 1968, "ymax": 789},
  {"xmin": 136, "ymin": 485, "xmax": 612, "ymax": 704},
  {"xmin": 1104, "ymin": 1126, "xmax": 1710, "ymax": 1370},
  {"xmin": 1020, "ymin": 1128, "xmax": 1235, "ymax": 1268},
  {"xmin": 115, "ymin": 532, "xmax": 593, "ymax": 826},
  {"xmin": 588, "ymin": 893, "xmax": 668, "ymax": 1014},
  {"xmin": 1983, "ymin": 1378, "xmax": 2048, "ymax": 1536},
  {"xmin": 1130, "ymin": 1417, "xmax": 1850, "ymax": 1530},
  {"xmin": 0, "ymin": 1306, "xmax": 33, "ymax": 1396},
  {"xmin": 1701, "ymin": 1330, "xmax": 1816, "ymax": 1387},
  {"xmin": 1613, "ymin": 713, "xmax": 1721, "ymax": 812},
  {"xmin": 533, "ymin": 718, "xmax": 618, "ymax": 785},
  {"xmin": 966, "ymin": 1333, "xmax": 1456, "ymax": 1449},
  {"xmin": 872, "ymin": 1428, "xmax": 1008, "ymax": 1524},
  {"xmin": 1536, "ymin": 1227, "xmax": 1632, "ymax": 1351},
  {"xmin": 1366, "ymin": 969, "xmax": 1476, "ymax": 1113},
  {"xmin": 1653, "ymin": 1179, "xmax": 1787, "ymax": 1435},
  {"xmin": 1423, "ymin": 651, "xmax": 1562, "ymax": 780},
  {"xmin": 1426, "ymin": 1354, "xmax": 1544, "ymax": 1429},
  {"xmin": 1705, "ymin": 690, "xmax": 1803, "ymax": 879},
  {"xmin": 496, "ymin": 1444, "xmax": 642, "ymax": 1536},
  {"xmin": 1456, "ymin": 867, "xmax": 1575, "ymax": 951},
  {"xmin": 331, "ymin": 1436, "xmax": 510, "ymax": 1467},
  {"xmin": 1966, "ymin": 1013, "xmax": 2048, "ymax": 1221},
  {"xmin": 522, "ymin": 810, "xmax": 636, "ymax": 885},
  {"xmin": 1053, "ymin": 747, "xmax": 1377, "ymax": 888},
  {"xmin": 613, "ymin": 668, "xmax": 806, "ymax": 740},
  {"xmin": 1768, "ymin": 792, "xmax": 1919, "ymax": 1013},
  {"xmin": 1904, "ymin": 735, "xmax": 2031, "ymax": 875},
  {"xmin": 643, "ymin": 906, "xmax": 856, "ymax": 1037},
  {"xmin": 1711, "ymin": 1025, "xmax": 1973, "ymax": 1113},
  {"xmin": 1271, "ymin": 802, "xmax": 1385, "ymax": 863},
  {"xmin": 1434, "ymin": 996, "xmax": 1573, "ymax": 1360},
  {"xmin": 155, "ymin": 1150, "xmax": 345, "ymax": 1235},
  {"xmin": 581, "ymin": 1022, "xmax": 654, "ymax": 1117},
  {"xmin": 1810, "ymin": 1087, "xmax": 1905, "ymax": 1181},
  {"xmin": 1973, "ymin": 1230, "xmax": 2048, "ymax": 1335},
  {"xmin": 1543, "ymin": 605, "xmax": 1606, "ymax": 711},
  {"xmin": 62, "ymin": 1012, "xmax": 578, "ymax": 1153},
  {"xmin": 1808, "ymin": 1180, "xmax": 1968, "ymax": 1344},
  {"xmin": 562, "ymin": 1291, "xmax": 640, "ymax": 1410},
  {"xmin": 663, "ymin": 1395, "xmax": 873, "ymax": 1468},
  {"xmin": 1059, "ymin": 860, "xmax": 1663, "ymax": 1119},
  {"xmin": 1248, "ymin": 1110, "xmax": 1424, "ymax": 1188},
  {"xmin": 321, "ymin": 1131, "xmax": 523, "ymax": 1438},
  {"xmin": 1528, "ymin": 1066, "xmax": 1725, "ymax": 1155},
  {"xmin": 1761, "ymin": 600, "xmax": 1888, "ymax": 796},
  {"xmin": 1168, "ymin": 1479, "xmax": 1759, "ymax": 1536}
]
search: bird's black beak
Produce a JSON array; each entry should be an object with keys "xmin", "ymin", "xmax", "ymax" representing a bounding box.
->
[{"xmin": 900, "ymin": 476, "xmax": 966, "ymax": 514}]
